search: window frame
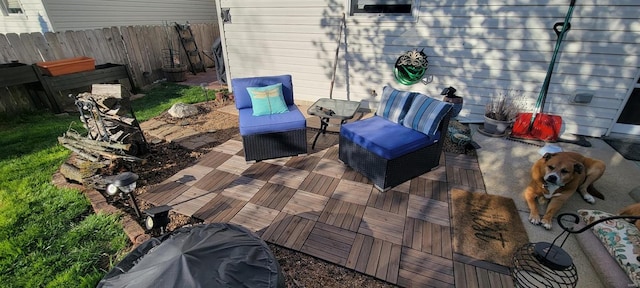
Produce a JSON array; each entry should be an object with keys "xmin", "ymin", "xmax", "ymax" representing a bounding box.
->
[
  {"xmin": 347, "ymin": 0, "xmax": 419, "ymax": 22},
  {"xmin": 1, "ymin": 0, "xmax": 24, "ymax": 15}
]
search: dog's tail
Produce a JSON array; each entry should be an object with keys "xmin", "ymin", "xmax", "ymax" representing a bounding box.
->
[{"xmin": 588, "ymin": 185, "xmax": 605, "ymax": 200}]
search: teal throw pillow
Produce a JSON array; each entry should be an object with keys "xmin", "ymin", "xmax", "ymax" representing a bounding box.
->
[{"xmin": 246, "ymin": 83, "xmax": 289, "ymax": 116}]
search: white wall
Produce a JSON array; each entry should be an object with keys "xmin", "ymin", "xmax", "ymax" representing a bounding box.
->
[
  {"xmin": 42, "ymin": 0, "xmax": 217, "ymax": 31},
  {"xmin": 0, "ymin": 0, "xmax": 52, "ymax": 34},
  {"xmin": 219, "ymin": 0, "xmax": 640, "ymax": 137}
]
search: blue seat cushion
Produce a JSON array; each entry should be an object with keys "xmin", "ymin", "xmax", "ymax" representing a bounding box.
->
[
  {"xmin": 238, "ymin": 105, "xmax": 306, "ymax": 136},
  {"xmin": 340, "ymin": 116, "xmax": 439, "ymax": 160}
]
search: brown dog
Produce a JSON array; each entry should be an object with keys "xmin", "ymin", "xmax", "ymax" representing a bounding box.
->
[
  {"xmin": 619, "ymin": 202, "xmax": 640, "ymax": 230},
  {"xmin": 524, "ymin": 152, "xmax": 606, "ymax": 229}
]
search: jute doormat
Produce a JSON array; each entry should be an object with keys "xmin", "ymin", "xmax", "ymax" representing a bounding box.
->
[{"xmin": 451, "ymin": 188, "xmax": 529, "ymax": 267}]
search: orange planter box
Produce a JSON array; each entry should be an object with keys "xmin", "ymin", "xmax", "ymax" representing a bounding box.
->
[{"xmin": 36, "ymin": 56, "xmax": 95, "ymax": 76}]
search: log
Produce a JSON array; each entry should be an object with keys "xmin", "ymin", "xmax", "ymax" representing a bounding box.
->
[{"xmin": 60, "ymin": 163, "xmax": 84, "ymax": 183}]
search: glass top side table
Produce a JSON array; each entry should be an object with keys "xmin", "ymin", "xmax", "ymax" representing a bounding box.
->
[{"xmin": 307, "ymin": 98, "xmax": 361, "ymax": 149}]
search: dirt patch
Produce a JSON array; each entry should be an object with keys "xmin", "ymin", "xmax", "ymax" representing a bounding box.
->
[{"xmin": 97, "ymin": 101, "xmax": 475, "ymax": 287}]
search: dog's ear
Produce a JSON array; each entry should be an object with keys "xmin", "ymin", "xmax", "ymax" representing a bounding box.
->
[
  {"xmin": 573, "ymin": 162, "xmax": 584, "ymax": 174},
  {"xmin": 543, "ymin": 153, "xmax": 555, "ymax": 161}
]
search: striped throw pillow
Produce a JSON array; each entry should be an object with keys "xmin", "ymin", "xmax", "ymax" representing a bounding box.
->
[
  {"xmin": 376, "ymin": 86, "xmax": 417, "ymax": 124},
  {"xmin": 403, "ymin": 94, "xmax": 452, "ymax": 136}
]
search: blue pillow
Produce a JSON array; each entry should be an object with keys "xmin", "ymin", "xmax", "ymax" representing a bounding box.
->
[
  {"xmin": 402, "ymin": 94, "xmax": 452, "ymax": 136},
  {"xmin": 246, "ymin": 83, "xmax": 289, "ymax": 116},
  {"xmin": 376, "ymin": 86, "xmax": 417, "ymax": 124}
]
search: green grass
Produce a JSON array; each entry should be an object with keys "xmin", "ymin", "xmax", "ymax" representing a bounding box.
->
[
  {"xmin": 0, "ymin": 83, "xmax": 213, "ymax": 287},
  {"xmin": 131, "ymin": 82, "xmax": 215, "ymax": 121},
  {"xmin": 0, "ymin": 113, "xmax": 129, "ymax": 287}
]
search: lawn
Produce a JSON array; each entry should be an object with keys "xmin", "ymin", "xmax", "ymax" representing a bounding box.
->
[{"xmin": 0, "ymin": 83, "xmax": 209, "ymax": 287}]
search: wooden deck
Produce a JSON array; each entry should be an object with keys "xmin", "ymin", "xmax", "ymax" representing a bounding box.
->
[{"xmin": 138, "ymin": 132, "xmax": 515, "ymax": 287}]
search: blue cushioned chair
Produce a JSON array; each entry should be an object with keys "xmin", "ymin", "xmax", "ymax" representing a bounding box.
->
[{"xmin": 232, "ymin": 74, "xmax": 307, "ymax": 162}]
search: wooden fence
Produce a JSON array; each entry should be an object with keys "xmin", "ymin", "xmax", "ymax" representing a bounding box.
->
[{"xmin": 0, "ymin": 22, "xmax": 219, "ymax": 115}]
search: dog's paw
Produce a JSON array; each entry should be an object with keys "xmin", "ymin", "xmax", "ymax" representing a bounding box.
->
[
  {"xmin": 529, "ymin": 214, "xmax": 541, "ymax": 225},
  {"xmin": 583, "ymin": 193, "xmax": 596, "ymax": 204},
  {"xmin": 541, "ymin": 220, "xmax": 553, "ymax": 230}
]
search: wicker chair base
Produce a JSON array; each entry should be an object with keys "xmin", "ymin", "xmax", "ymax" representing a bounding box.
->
[
  {"xmin": 242, "ymin": 129, "xmax": 307, "ymax": 162},
  {"xmin": 338, "ymin": 112, "xmax": 450, "ymax": 192},
  {"xmin": 339, "ymin": 135, "xmax": 442, "ymax": 191}
]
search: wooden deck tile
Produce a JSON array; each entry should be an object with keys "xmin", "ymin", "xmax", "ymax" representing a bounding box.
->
[
  {"xmin": 262, "ymin": 212, "xmax": 315, "ymax": 250},
  {"xmin": 346, "ymin": 234, "xmax": 402, "ymax": 283},
  {"xmin": 298, "ymin": 172, "xmax": 340, "ymax": 197},
  {"xmin": 242, "ymin": 162, "xmax": 282, "ymax": 181},
  {"xmin": 268, "ymin": 166, "xmax": 309, "ymax": 189},
  {"xmin": 197, "ymin": 150, "xmax": 233, "ymax": 168},
  {"xmin": 192, "ymin": 169, "xmax": 238, "ymax": 192},
  {"xmin": 300, "ymin": 222, "xmax": 357, "ymax": 266},
  {"xmin": 419, "ymin": 165, "xmax": 448, "ymax": 182},
  {"xmin": 249, "ymin": 182, "xmax": 296, "ymax": 211},
  {"xmin": 401, "ymin": 218, "xmax": 453, "ymax": 259},
  {"xmin": 282, "ymin": 190, "xmax": 329, "ymax": 221},
  {"xmin": 192, "ymin": 194, "xmax": 246, "ymax": 223},
  {"xmin": 285, "ymin": 155, "xmax": 321, "ymax": 171},
  {"xmin": 332, "ymin": 179, "xmax": 372, "ymax": 206},
  {"xmin": 410, "ymin": 177, "xmax": 447, "ymax": 201},
  {"xmin": 342, "ymin": 166, "xmax": 372, "ymax": 184},
  {"xmin": 229, "ymin": 202, "xmax": 280, "ymax": 234},
  {"xmin": 217, "ymin": 154, "xmax": 253, "ymax": 175},
  {"xmin": 164, "ymin": 164, "xmax": 215, "ymax": 186},
  {"xmin": 368, "ymin": 189, "xmax": 409, "ymax": 216},
  {"xmin": 263, "ymin": 157, "xmax": 291, "ymax": 166},
  {"xmin": 318, "ymin": 198, "xmax": 365, "ymax": 232},
  {"xmin": 358, "ymin": 206, "xmax": 405, "ymax": 245},
  {"xmin": 398, "ymin": 247, "xmax": 455, "ymax": 287},
  {"xmin": 139, "ymin": 181, "xmax": 190, "ymax": 206},
  {"xmin": 212, "ymin": 139, "xmax": 243, "ymax": 155},
  {"xmin": 407, "ymin": 194, "xmax": 450, "ymax": 227},
  {"xmin": 220, "ymin": 176, "xmax": 266, "ymax": 201},
  {"xmin": 314, "ymin": 158, "xmax": 347, "ymax": 179},
  {"xmin": 167, "ymin": 186, "xmax": 218, "ymax": 216},
  {"xmin": 321, "ymin": 145, "xmax": 340, "ymax": 162}
]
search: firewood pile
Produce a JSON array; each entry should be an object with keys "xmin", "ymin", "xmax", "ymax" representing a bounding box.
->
[{"xmin": 58, "ymin": 84, "xmax": 147, "ymax": 187}]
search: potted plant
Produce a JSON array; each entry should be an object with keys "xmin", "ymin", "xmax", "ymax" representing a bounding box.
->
[{"xmin": 481, "ymin": 90, "xmax": 522, "ymax": 136}]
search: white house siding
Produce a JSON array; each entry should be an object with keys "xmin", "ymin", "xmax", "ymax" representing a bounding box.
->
[
  {"xmin": 0, "ymin": 0, "xmax": 52, "ymax": 34},
  {"xmin": 42, "ymin": 0, "xmax": 217, "ymax": 31},
  {"xmin": 219, "ymin": 0, "xmax": 639, "ymax": 137}
]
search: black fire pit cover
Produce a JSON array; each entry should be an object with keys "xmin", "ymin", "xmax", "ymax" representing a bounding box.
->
[{"xmin": 97, "ymin": 223, "xmax": 284, "ymax": 288}]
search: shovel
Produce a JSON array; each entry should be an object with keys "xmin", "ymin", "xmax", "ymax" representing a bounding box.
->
[{"xmin": 511, "ymin": 0, "xmax": 576, "ymax": 142}]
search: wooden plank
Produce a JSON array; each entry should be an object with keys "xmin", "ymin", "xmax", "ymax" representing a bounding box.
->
[
  {"xmin": 377, "ymin": 241, "xmax": 395, "ymax": 280},
  {"xmin": 242, "ymin": 162, "xmax": 282, "ymax": 181},
  {"xmin": 282, "ymin": 216, "xmax": 314, "ymax": 250},
  {"xmin": 260, "ymin": 212, "xmax": 291, "ymax": 242},
  {"xmin": 464, "ymin": 263, "xmax": 480, "ymax": 288},
  {"xmin": 192, "ymin": 194, "xmax": 245, "ymax": 223},
  {"xmin": 346, "ymin": 233, "xmax": 365, "ymax": 269},
  {"xmin": 43, "ymin": 32, "xmax": 66, "ymax": 60},
  {"xmin": 285, "ymin": 155, "xmax": 321, "ymax": 171},
  {"xmin": 119, "ymin": 26, "xmax": 144, "ymax": 87},
  {"xmin": 401, "ymin": 253, "xmax": 455, "ymax": 285},
  {"xmin": 250, "ymin": 183, "xmax": 296, "ymax": 211},
  {"xmin": 197, "ymin": 150, "xmax": 233, "ymax": 168},
  {"xmin": 139, "ymin": 181, "xmax": 190, "ymax": 205},
  {"xmin": 30, "ymin": 33, "xmax": 54, "ymax": 62},
  {"xmin": 403, "ymin": 217, "xmax": 415, "ymax": 248},
  {"xmin": 407, "ymin": 194, "xmax": 450, "ymax": 226},
  {"xmin": 365, "ymin": 238, "xmax": 383, "ymax": 276},
  {"xmin": 282, "ymin": 190, "xmax": 328, "ymax": 221},
  {"xmin": 354, "ymin": 234, "xmax": 373, "ymax": 273},
  {"xmin": 454, "ymin": 261, "xmax": 468, "ymax": 288},
  {"xmin": 387, "ymin": 243, "xmax": 402, "ymax": 284},
  {"xmin": 0, "ymin": 34, "xmax": 18, "ymax": 63},
  {"xmin": 349, "ymin": 204, "xmax": 366, "ymax": 232},
  {"xmin": 421, "ymin": 221, "xmax": 433, "ymax": 254},
  {"xmin": 192, "ymin": 169, "xmax": 237, "ymax": 192},
  {"xmin": 274, "ymin": 214, "xmax": 302, "ymax": 245}
]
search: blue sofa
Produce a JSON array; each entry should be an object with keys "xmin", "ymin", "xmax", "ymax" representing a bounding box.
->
[
  {"xmin": 232, "ymin": 75, "xmax": 307, "ymax": 162},
  {"xmin": 339, "ymin": 87, "xmax": 452, "ymax": 191}
]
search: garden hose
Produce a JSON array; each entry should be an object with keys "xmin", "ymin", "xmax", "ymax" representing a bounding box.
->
[{"xmin": 394, "ymin": 49, "xmax": 428, "ymax": 85}]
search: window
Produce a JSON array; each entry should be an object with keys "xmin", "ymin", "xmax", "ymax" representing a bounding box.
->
[
  {"xmin": 2, "ymin": 0, "xmax": 24, "ymax": 14},
  {"xmin": 350, "ymin": 0, "xmax": 414, "ymax": 16}
]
